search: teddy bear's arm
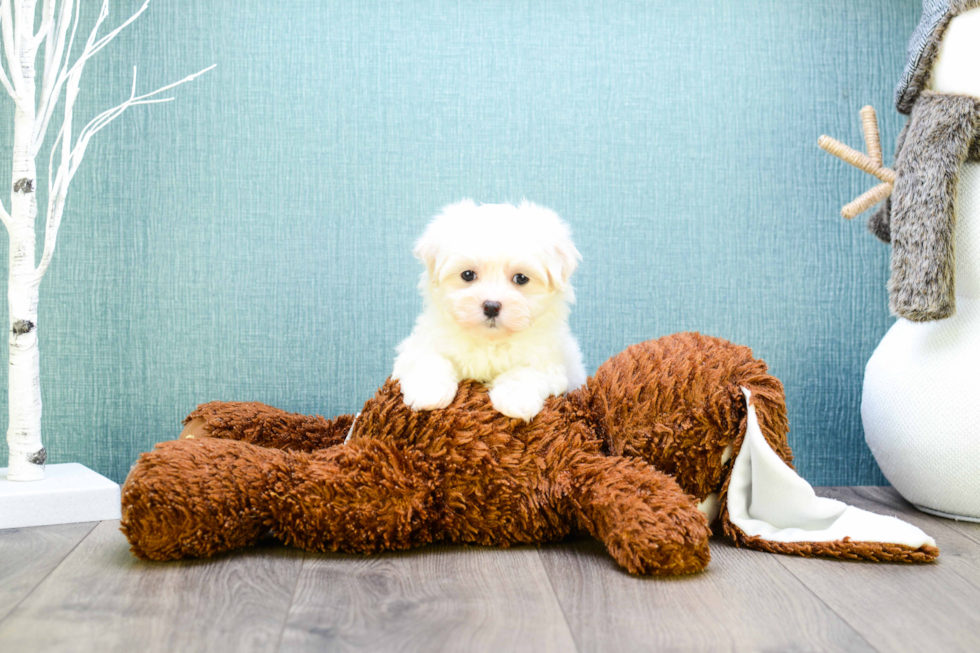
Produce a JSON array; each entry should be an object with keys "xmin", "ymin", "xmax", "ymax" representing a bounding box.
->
[
  {"xmin": 557, "ymin": 453, "xmax": 711, "ymax": 576},
  {"xmin": 122, "ymin": 435, "xmax": 440, "ymax": 561},
  {"xmin": 180, "ymin": 401, "xmax": 354, "ymax": 452}
]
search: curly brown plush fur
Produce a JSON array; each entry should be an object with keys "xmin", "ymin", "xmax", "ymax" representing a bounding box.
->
[{"xmin": 120, "ymin": 333, "xmax": 938, "ymax": 575}]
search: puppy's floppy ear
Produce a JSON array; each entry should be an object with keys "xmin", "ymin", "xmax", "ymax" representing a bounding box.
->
[
  {"xmin": 413, "ymin": 233, "xmax": 440, "ymax": 280},
  {"xmin": 518, "ymin": 200, "xmax": 581, "ymax": 291},
  {"xmin": 545, "ymin": 237, "xmax": 582, "ymax": 292},
  {"xmin": 413, "ymin": 199, "xmax": 477, "ymax": 280}
]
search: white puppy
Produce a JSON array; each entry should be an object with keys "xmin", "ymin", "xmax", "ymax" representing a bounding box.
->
[{"xmin": 393, "ymin": 199, "xmax": 586, "ymax": 421}]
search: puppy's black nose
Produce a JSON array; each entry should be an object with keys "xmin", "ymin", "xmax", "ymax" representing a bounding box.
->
[{"xmin": 483, "ymin": 301, "xmax": 501, "ymax": 318}]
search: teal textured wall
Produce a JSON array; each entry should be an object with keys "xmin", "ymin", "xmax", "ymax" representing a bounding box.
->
[{"xmin": 0, "ymin": 0, "xmax": 918, "ymax": 484}]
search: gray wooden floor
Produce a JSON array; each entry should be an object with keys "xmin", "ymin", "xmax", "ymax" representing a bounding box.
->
[{"xmin": 1, "ymin": 487, "xmax": 978, "ymax": 653}]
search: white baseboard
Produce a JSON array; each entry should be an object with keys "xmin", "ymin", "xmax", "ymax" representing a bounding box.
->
[{"xmin": 0, "ymin": 463, "xmax": 121, "ymax": 530}]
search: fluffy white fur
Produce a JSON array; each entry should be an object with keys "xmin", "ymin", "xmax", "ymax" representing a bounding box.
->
[{"xmin": 393, "ymin": 199, "xmax": 586, "ymax": 422}]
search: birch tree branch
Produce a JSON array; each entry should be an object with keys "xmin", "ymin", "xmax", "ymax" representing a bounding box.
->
[
  {"xmin": 41, "ymin": 0, "xmax": 57, "ymax": 80},
  {"xmin": 35, "ymin": 0, "xmax": 77, "ymax": 146},
  {"xmin": 9, "ymin": 0, "xmax": 19, "ymax": 59},
  {"xmin": 34, "ymin": 62, "xmax": 215, "ymax": 280},
  {"xmin": 70, "ymin": 0, "xmax": 151, "ymax": 68},
  {"xmin": 27, "ymin": 0, "xmax": 55, "ymax": 54},
  {"xmin": 0, "ymin": 0, "xmax": 20, "ymax": 102},
  {"xmin": 39, "ymin": 0, "xmax": 103, "ymax": 156},
  {"xmin": 1, "ymin": 0, "xmax": 22, "ymax": 95},
  {"xmin": 0, "ymin": 197, "xmax": 10, "ymax": 230},
  {"xmin": 0, "ymin": 48, "xmax": 17, "ymax": 101},
  {"xmin": 34, "ymin": 0, "xmax": 154, "ymax": 154}
]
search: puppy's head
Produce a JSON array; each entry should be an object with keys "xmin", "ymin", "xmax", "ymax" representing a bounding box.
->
[{"xmin": 414, "ymin": 199, "xmax": 580, "ymax": 341}]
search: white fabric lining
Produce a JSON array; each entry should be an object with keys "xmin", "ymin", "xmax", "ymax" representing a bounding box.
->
[
  {"xmin": 696, "ymin": 493, "xmax": 720, "ymax": 523},
  {"xmin": 726, "ymin": 388, "xmax": 935, "ymax": 548}
]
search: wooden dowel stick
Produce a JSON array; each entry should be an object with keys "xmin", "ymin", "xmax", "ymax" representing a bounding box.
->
[
  {"xmin": 841, "ymin": 182, "xmax": 893, "ymax": 219},
  {"xmin": 860, "ymin": 105, "xmax": 883, "ymax": 167}
]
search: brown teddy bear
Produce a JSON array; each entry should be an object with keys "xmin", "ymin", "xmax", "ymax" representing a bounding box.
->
[{"xmin": 120, "ymin": 332, "xmax": 938, "ymax": 575}]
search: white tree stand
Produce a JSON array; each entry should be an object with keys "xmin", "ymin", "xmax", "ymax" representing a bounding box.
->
[{"xmin": 0, "ymin": 463, "xmax": 120, "ymax": 529}]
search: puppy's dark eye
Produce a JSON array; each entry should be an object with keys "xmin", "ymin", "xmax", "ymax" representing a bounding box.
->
[
  {"xmin": 461, "ymin": 270, "xmax": 476, "ymax": 282},
  {"xmin": 512, "ymin": 273, "xmax": 529, "ymax": 285}
]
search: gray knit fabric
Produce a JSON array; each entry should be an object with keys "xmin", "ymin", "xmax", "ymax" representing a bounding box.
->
[{"xmin": 896, "ymin": 0, "xmax": 950, "ymax": 114}]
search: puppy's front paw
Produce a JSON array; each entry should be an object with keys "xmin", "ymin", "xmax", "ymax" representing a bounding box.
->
[
  {"xmin": 489, "ymin": 382, "xmax": 545, "ymax": 422},
  {"xmin": 399, "ymin": 373, "xmax": 459, "ymax": 411}
]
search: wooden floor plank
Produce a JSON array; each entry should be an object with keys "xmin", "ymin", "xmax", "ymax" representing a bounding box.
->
[
  {"xmin": 0, "ymin": 521, "xmax": 98, "ymax": 623},
  {"xmin": 538, "ymin": 535, "xmax": 873, "ymax": 653},
  {"xmin": 821, "ymin": 487, "xmax": 980, "ymax": 583},
  {"xmin": 854, "ymin": 486, "xmax": 980, "ymax": 547},
  {"xmin": 0, "ymin": 521, "xmax": 305, "ymax": 653},
  {"xmin": 770, "ymin": 487, "xmax": 980, "ymax": 653},
  {"xmin": 279, "ymin": 544, "xmax": 578, "ymax": 653},
  {"xmin": 1, "ymin": 489, "xmax": 977, "ymax": 653},
  {"xmin": 944, "ymin": 520, "xmax": 980, "ymax": 547}
]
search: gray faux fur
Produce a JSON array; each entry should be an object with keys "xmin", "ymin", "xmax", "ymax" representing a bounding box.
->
[
  {"xmin": 868, "ymin": 123, "xmax": 908, "ymax": 244},
  {"xmin": 870, "ymin": 107, "xmax": 980, "ymax": 244},
  {"xmin": 951, "ymin": 1, "xmax": 980, "ymax": 15},
  {"xmin": 888, "ymin": 91, "xmax": 980, "ymax": 322}
]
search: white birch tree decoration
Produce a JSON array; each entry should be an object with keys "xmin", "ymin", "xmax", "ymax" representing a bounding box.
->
[{"xmin": 1, "ymin": 0, "xmax": 213, "ymax": 481}]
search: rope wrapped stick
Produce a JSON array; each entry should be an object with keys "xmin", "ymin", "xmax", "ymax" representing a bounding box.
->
[
  {"xmin": 819, "ymin": 106, "xmax": 897, "ymax": 219},
  {"xmin": 861, "ymin": 105, "xmax": 883, "ymax": 167},
  {"xmin": 818, "ymin": 135, "xmax": 896, "ymax": 184},
  {"xmin": 842, "ymin": 182, "xmax": 893, "ymax": 219}
]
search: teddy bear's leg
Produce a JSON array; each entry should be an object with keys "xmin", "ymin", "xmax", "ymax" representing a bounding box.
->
[
  {"xmin": 121, "ymin": 436, "xmax": 440, "ymax": 561},
  {"xmin": 179, "ymin": 401, "xmax": 354, "ymax": 452},
  {"xmin": 274, "ymin": 438, "xmax": 439, "ymax": 555},
  {"xmin": 121, "ymin": 437, "xmax": 296, "ymax": 560},
  {"xmin": 558, "ymin": 454, "xmax": 712, "ymax": 575}
]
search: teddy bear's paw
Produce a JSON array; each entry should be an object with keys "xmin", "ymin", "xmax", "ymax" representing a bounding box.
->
[
  {"xmin": 399, "ymin": 372, "xmax": 459, "ymax": 411},
  {"xmin": 489, "ymin": 382, "xmax": 546, "ymax": 422},
  {"xmin": 618, "ymin": 535, "xmax": 711, "ymax": 576}
]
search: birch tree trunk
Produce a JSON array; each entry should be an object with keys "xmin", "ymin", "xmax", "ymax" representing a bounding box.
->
[
  {"xmin": 1, "ymin": 0, "xmax": 212, "ymax": 480},
  {"xmin": 6, "ymin": 0, "xmax": 44, "ymax": 481}
]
